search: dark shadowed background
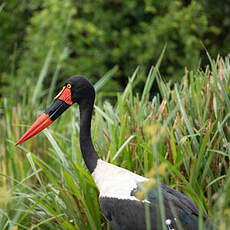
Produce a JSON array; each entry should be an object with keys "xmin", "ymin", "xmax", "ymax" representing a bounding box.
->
[{"xmin": 1, "ymin": 0, "xmax": 230, "ymax": 99}]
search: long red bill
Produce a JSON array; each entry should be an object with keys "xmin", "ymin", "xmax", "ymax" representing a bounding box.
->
[
  {"xmin": 16, "ymin": 85, "xmax": 72, "ymax": 145},
  {"xmin": 16, "ymin": 113, "xmax": 53, "ymax": 145}
]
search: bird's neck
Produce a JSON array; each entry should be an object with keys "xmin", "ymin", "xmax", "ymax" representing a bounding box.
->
[{"xmin": 79, "ymin": 102, "xmax": 99, "ymax": 173}]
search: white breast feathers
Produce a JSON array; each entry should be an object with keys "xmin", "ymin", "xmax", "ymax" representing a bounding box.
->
[{"xmin": 92, "ymin": 159, "xmax": 148, "ymax": 200}]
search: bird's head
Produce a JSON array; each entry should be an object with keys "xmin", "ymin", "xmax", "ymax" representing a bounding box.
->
[
  {"xmin": 16, "ymin": 76, "xmax": 95, "ymax": 145},
  {"xmin": 67, "ymin": 76, "xmax": 95, "ymax": 105}
]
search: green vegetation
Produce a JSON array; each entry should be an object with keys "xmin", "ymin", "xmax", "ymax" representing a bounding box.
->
[
  {"xmin": 1, "ymin": 55, "xmax": 230, "ymax": 229},
  {"xmin": 1, "ymin": 0, "xmax": 230, "ymax": 229},
  {"xmin": 1, "ymin": 0, "xmax": 230, "ymax": 94}
]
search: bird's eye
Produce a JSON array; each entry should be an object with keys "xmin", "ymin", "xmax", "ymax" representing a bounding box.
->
[{"xmin": 67, "ymin": 84, "xmax": 71, "ymax": 89}]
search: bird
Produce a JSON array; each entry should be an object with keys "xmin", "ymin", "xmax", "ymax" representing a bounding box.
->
[{"xmin": 16, "ymin": 76, "xmax": 213, "ymax": 230}]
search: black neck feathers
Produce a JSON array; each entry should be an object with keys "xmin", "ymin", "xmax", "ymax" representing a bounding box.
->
[{"xmin": 79, "ymin": 101, "xmax": 99, "ymax": 173}]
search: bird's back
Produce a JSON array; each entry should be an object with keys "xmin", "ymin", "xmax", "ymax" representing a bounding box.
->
[{"xmin": 92, "ymin": 159, "xmax": 212, "ymax": 230}]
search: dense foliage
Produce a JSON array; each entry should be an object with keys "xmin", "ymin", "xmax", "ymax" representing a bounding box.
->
[
  {"xmin": 1, "ymin": 1, "xmax": 230, "ymax": 228},
  {"xmin": 1, "ymin": 0, "xmax": 230, "ymax": 95},
  {"xmin": 1, "ymin": 56, "xmax": 230, "ymax": 229}
]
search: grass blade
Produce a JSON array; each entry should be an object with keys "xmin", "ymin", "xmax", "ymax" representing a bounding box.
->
[{"xmin": 32, "ymin": 45, "xmax": 54, "ymax": 105}]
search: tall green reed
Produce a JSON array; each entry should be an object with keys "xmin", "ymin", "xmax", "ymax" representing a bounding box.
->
[{"xmin": 1, "ymin": 56, "xmax": 230, "ymax": 229}]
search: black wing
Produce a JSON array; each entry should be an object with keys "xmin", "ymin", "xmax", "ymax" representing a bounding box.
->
[
  {"xmin": 149, "ymin": 183, "xmax": 200, "ymax": 216},
  {"xmin": 133, "ymin": 182, "xmax": 212, "ymax": 229},
  {"xmin": 99, "ymin": 196, "xmax": 160, "ymax": 230},
  {"xmin": 99, "ymin": 183, "xmax": 214, "ymax": 230}
]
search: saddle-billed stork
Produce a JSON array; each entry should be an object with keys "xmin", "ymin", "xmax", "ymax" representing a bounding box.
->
[{"xmin": 16, "ymin": 76, "xmax": 213, "ymax": 230}]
